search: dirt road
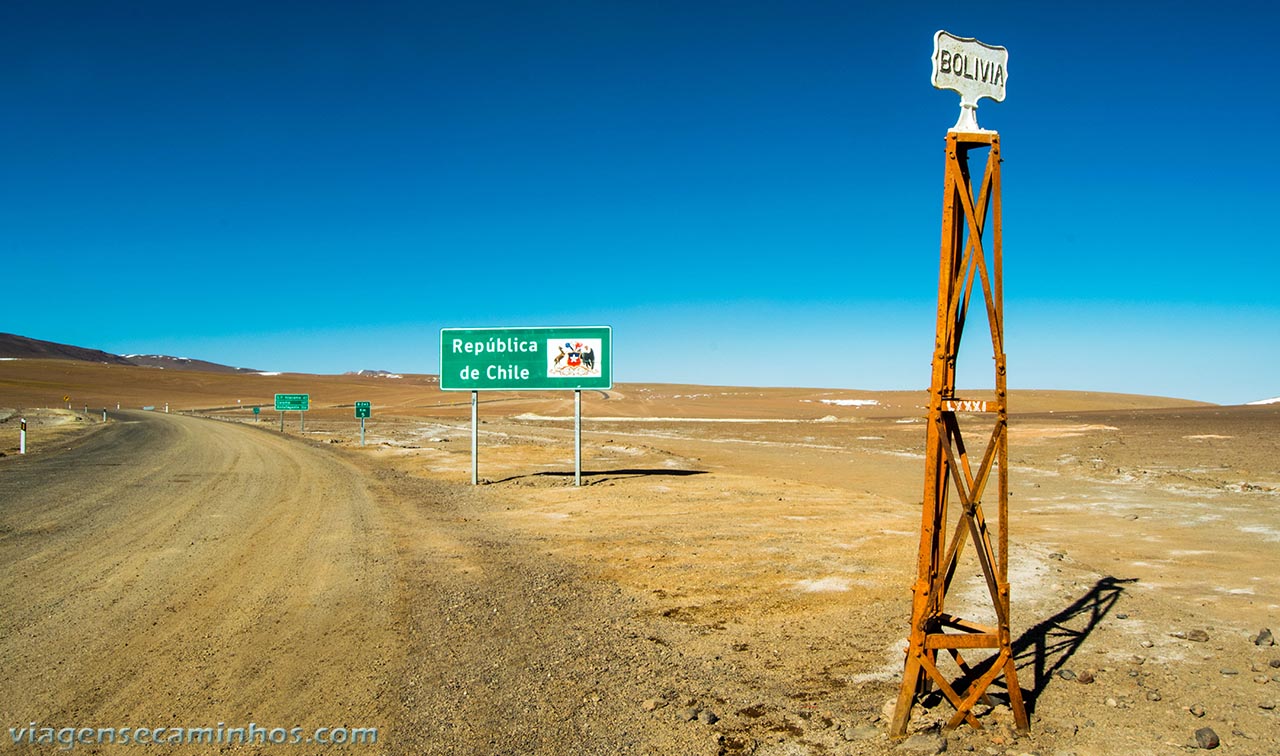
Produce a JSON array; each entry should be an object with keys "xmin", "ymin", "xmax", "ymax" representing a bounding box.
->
[
  {"xmin": 0, "ymin": 411, "xmax": 720, "ymax": 755},
  {"xmin": 0, "ymin": 411, "xmax": 402, "ymax": 750}
]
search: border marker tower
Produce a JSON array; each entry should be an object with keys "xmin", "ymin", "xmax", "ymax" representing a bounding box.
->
[{"xmin": 890, "ymin": 31, "xmax": 1028, "ymax": 737}]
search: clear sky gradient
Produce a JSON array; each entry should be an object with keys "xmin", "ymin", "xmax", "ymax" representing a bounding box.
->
[{"xmin": 3, "ymin": 2, "xmax": 1276, "ymax": 404}]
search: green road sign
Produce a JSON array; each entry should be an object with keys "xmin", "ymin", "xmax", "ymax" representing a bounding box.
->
[
  {"xmin": 252, "ymin": 406, "xmax": 261, "ymax": 415},
  {"xmin": 354, "ymin": 401, "xmax": 371, "ymax": 418},
  {"xmin": 440, "ymin": 326, "xmax": 612, "ymax": 391},
  {"xmin": 274, "ymin": 393, "xmax": 309, "ymax": 411}
]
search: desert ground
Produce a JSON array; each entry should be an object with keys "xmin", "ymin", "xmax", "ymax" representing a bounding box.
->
[{"xmin": 1, "ymin": 358, "xmax": 1277, "ymax": 755}]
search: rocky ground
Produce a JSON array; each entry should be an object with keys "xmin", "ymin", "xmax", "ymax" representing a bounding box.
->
[
  {"xmin": 2, "ymin": 370, "xmax": 1276, "ymax": 755},
  {"xmin": 220, "ymin": 398, "xmax": 1279, "ymax": 755}
]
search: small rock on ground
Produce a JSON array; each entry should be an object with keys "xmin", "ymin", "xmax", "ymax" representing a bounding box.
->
[
  {"xmin": 895, "ymin": 732, "xmax": 945, "ymax": 754},
  {"xmin": 843, "ymin": 724, "xmax": 881, "ymax": 742},
  {"xmin": 1194, "ymin": 726, "xmax": 1220, "ymax": 749}
]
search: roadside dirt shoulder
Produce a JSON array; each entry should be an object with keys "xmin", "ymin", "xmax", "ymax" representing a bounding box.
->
[{"xmin": 0, "ymin": 407, "xmax": 109, "ymax": 458}]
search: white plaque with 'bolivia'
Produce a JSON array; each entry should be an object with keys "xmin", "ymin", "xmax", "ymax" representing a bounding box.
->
[{"xmin": 931, "ymin": 30, "xmax": 1008, "ymax": 133}]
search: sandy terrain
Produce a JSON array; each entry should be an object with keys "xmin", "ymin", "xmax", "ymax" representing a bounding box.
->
[{"xmin": 1, "ymin": 360, "xmax": 1277, "ymax": 755}]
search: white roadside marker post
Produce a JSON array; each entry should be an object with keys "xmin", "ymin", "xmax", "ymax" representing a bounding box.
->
[
  {"xmin": 19, "ymin": 418, "xmax": 26, "ymax": 454},
  {"xmin": 102, "ymin": 409, "xmax": 107, "ymax": 422}
]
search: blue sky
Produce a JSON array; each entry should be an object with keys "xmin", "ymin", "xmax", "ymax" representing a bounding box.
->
[{"xmin": 3, "ymin": 1, "xmax": 1276, "ymax": 403}]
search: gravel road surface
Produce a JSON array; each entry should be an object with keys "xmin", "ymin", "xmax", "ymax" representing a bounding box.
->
[{"xmin": 1, "ymin": 411, "xmax": 401, "ymax": 750}]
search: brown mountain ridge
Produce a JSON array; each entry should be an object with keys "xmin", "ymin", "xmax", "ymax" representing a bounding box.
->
[{"xmin": 0, "ymin": 332, "xmax": 259, "ymax": 374}]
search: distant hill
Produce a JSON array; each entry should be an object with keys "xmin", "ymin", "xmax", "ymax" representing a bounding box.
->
[
  {"xmin": 0, "ymin": 333, "xmax": 260, "ymax": 374},
  {"xmin": 0, "ymin": 332, "xmax": 135, "ymax": 365},
  {"xmin": 122, "ymin": 354, "xmax": 262, "ymax": 375}
]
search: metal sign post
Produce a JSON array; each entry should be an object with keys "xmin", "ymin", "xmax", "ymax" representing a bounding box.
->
[
  {"xmin": 441, "ymin": 326, "xmax": 613, "ymax": 484},
  {"xmin": 253, "ymin": 406, "xmax": 261, "ymax": 422},
  {"xmin": 470, "ymin": 390, "xmax": 478, "ymax": 485},
  {"xmin": 355, "ymin": 402, "xmax": 371, "ymax": 446},
  {"xmin": 274, "ymin": 394, "xmax": 309, "ymax": 433},
  {"xmin": 891, "ymin": 31, "xmax": 1026, "ymax": 738},
  {"xmin": 574, "ymin": 390, "xmax": 582, "ymax": 486}
]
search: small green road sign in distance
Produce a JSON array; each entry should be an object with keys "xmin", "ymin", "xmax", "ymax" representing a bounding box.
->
[
  {"xmin": 274, "ymin": 393, "xmax": 309, "ymax": 411},
  {"xmin": 440, "ymin": 326, "xmax": 612, "ymax": 391},
  {"xmin": 252, "ymin": 406, "xmax": 261, "ymax": 415},
  {"xmin": 354, "ymin": 401, "xmax": 371, "ymax": 418}
]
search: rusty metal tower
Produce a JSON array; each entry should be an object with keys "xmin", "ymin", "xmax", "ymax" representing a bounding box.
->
[{"xmin": 890, "ymin": 32, "xmax": 1028, "ymax": 737}]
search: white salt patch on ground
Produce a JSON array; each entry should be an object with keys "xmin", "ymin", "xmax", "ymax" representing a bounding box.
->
[
  {"xmin": 1237, "ymin": 524, "xmax": 1280, "ymax": 542},
  {"xmin": 600, "ymin": 445, "xmax": 644, "ymax": 456},
  {"xmin": 793, "ymin": 577, "xmax": 851, "ymax": 593},
  {"xmin": 513, "ymin": 413, "xmax": 804, "ymax": 423},
  {"xmin": 800, "ymin": 399, "xmax": 880, "ymax": 407},
  {"xmin": 255, "ymin": 371, "xmax": 282, "ymax": 376},
  {"xmin": 833, "ymin": 538, "xmax": 871, "ymax": 550},
  {"xmin": 1184, "ymin": 434, "xmax": 1232, "ymax": 440},
  {"xmin": 878, "ymin": 450, "xmax": 926, "ymax": 460},
  {"xmin": 949, "ymin": 546, "xmax": 1056, "ymax": 621},
  {"xmin": 1246, "ymin": 396, "xmax": 1280, "ymax": 405},
  {"xmin": 847, "ymin": 639, "xmax": 909, "ymax": 684}
]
